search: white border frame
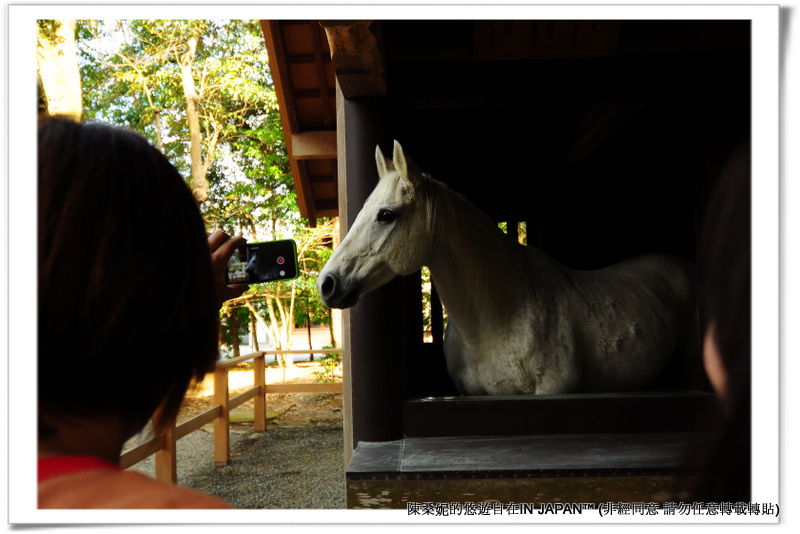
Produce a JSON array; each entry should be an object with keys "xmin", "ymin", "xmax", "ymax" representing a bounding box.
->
[{"xmin": 4, "ymin": 3, "xmax": 783, "ymax": 529}]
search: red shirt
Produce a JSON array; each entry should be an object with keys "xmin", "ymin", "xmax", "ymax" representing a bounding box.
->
[
  {"xmin": 38, "ymin": 455, "xmax": 120, "ymax": 483},
  {"xmin": 38, "ymin": 456, "xmax": 231, "ymax": 509}
]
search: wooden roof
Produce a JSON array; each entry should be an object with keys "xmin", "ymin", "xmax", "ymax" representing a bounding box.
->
[
  {"xmin": 262, "ymin": 20, "xmax": 749, "ymax": 233},
  {"xmin": 261, "ymin": 20, "xmax": 339, "ymax": 227}
]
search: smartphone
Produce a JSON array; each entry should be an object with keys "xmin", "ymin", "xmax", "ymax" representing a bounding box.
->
[{"xmin": 225, "ymin": 239, "xmax": 299, "ymax": 284}]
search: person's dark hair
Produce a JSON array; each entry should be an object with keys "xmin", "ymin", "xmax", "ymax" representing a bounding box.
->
[
  {"xmin": 689, "ymin": 140, "xmax": 751, "ymax": 502},
  {"xmin": 38, "ymin": 115, "xmax": 219, "ymax": 437}
]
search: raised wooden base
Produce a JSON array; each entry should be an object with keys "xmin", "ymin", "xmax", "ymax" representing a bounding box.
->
[
  {"xmin": 346, "ymin": 433, "xmax": 703, "ymax": 509},
  {"xmin": 348, "ymin": 475, "xmax": 688, "ymax": 509}
]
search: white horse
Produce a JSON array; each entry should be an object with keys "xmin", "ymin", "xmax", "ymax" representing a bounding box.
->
[{"xmin": 318, "ymin": 141, "xmax": 700, "ymax": 395}]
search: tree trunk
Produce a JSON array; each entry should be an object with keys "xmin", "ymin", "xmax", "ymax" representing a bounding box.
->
[
  {"xmin": 37, "ymin": 20, "xmax": 82, "ymax": 119},
  {"xmin": 154, "ymin": 109, "xmax": 164, "ymax": 152},
  {"xmin": 274, "ymin": 296, "xmax": 294, "ymax": 365},
  {"xmin": 287, "ymin": 281, "xmax": 297, "ymax": 346},
  {"xmin": 230, "ymin": 309, "xmax": 240, "ymax": 358},
  {"xmin": 264, "ymin": 297, "xmax": 283, "ymax": 350},
  {"xmin": 307, "ymin": 318, "xmax": 314, "ymax": 361},
  {"xmin": 179, "ymin": 34, "xmax": 209, "ymax": 203},
  {"xmin": 327, "ymin": 308, "xmax": 337, "ymax": 348},
  {"xmin": 243, "ymin": 302, "xmax": 273, "ymax": 347},
  {"xmin": 249, "ymin": 311, "xmax": 260, "ymax": 352}
]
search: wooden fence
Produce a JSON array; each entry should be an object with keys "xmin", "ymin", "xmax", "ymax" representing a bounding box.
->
[{"xmin": 119, "ymin": 349, "xmax": 343, "ymax": 484}]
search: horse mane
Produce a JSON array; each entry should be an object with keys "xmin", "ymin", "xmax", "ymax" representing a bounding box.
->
[{"xmin": 423, "ymin": 175, "xmax": 526, "ymax": 329}]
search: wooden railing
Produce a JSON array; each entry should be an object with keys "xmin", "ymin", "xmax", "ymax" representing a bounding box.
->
[{"xmin": 119, "ymin": 349, "xmax": 343, "ymax": 484}]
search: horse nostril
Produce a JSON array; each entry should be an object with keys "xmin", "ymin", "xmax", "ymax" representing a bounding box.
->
[{"xmin": 321, "ymin": 275, "xmax": 335, "ymax": 298}]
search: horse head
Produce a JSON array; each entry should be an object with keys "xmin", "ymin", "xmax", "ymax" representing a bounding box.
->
[{"xmin": 318, "ymin": 140, "xmax": 433, "ymax": 309}]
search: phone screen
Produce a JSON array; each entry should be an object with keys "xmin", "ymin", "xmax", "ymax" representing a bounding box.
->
[{"xmin": 225, "ymin": 240, "xmax": 299, "ymax": 284}]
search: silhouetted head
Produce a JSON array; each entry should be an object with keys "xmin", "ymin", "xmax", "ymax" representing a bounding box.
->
[{"xmin": 38, "ymin": 115, "xmax": 220, "ymax": 438}]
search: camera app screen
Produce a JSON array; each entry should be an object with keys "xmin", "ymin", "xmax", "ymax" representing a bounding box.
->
[{"xmin": 226, "ymin": 241, "xmax": 297, "ymax": 284}]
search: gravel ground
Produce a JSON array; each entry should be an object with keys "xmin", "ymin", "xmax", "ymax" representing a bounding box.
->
[
  {"xmin": 127, "ymin": 423, "xmax": 346, "ymax": 509},
  {"xmin": 194, "ymin": 425, "xmax": 345, "ymax": 509}
]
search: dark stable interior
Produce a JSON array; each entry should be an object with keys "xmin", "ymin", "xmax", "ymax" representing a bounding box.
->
[{"xmin": 362, "ymin": 20, "xmax": 750, "ymax": 398}]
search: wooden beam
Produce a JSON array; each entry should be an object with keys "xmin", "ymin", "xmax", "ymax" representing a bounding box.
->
[
  {"xmin": 261, "ymin": 21, "xmax": 298, "ymax": 133},
  {"xmin": 295, "ymin": 88, "xmax": 336, "ymax": 100},
  {"xmin": 336, "ymin": 78, "xmax": 355, "ymax": 467},
  {"xmin": 214, "ymin": 351, "xmax": 265, "ymax": 370},
  {"xmin": 229, "ymin": 386, "xmax": 261, "ymax": 410},
  {"xmin": 291, "ymin": 131, "xmax": 337, "ymax": 160},
  {"xmin": 175, "ymin": 405, "xmax": 222, "ymax": 441},
  {"xmin": 119, "ymin": 433, "xmax": 167, "ymax": 469},
  {"xmin": 403, "ymin": 392, "xmax": 721, "ymax": 438},
  {"xmin": 264, "ymin": 383, "xmax": 343, "ymax": 394},
  {"xmin": 314, "ymin": 199, "xmax": 340, "ymax": 213},
  {"xmin": 320, "ymin": 21, "xmax": 386, "ymax": 98},
  {"xmin": 309, "ymin": 21, "xmax": 335, "ymax": 129}
]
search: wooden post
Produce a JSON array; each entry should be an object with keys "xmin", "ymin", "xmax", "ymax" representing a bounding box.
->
[
  {"xmin": 339, "ymin": 94, "xmax": 405, "ymax": 456},
  {"xmin": 334, "ymin": 81, "xmax": 355, "ymax": 465},
  {"xmin": 154, "ymin": 418, "xmax": 177, "ymax": 484},
  {"xmin": 253, "ymin": 353, "xmax": 266, "ymax": 432},
  {"xmin": 213, "ymin": 367, "xmax": 230, "ymax": 466}
]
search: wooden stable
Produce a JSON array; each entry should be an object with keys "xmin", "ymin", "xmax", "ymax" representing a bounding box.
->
[{"xmin": 262, "ymin": 19, "xmax": 749, "ymax": 508}]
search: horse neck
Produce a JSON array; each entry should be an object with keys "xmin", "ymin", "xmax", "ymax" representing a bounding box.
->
[{"xmin": 425, "ymin": 180, "xmax": 530, "ymax": 337}]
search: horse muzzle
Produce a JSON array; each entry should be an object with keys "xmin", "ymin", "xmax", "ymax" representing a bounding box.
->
[{"xmin": 317, "ymin": 272, "xmax": 361, "ymax": 309}]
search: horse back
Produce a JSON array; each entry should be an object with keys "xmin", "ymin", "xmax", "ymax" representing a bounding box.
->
[{"xmin": 552, "ymin": 252, "xmax": 700, "ymax": 392}]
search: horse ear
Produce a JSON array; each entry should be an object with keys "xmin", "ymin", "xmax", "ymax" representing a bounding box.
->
[
  {"xmin": 375, "ymin": 144, "xmax": 394, "ymax": 179},
  {"xmin": 392, "ymin": 140, "xmax": 424, "ymax": 189},
  {"xmin": 392, "ymin": 140, "xmax": 410, "ymax": 181}
]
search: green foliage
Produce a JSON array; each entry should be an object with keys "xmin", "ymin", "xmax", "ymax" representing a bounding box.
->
[
  {"xmin": 76, "ymin": 19, "xmax": 293, "ymax": 239},
  {"xmin": 37, "ymin": 20, "xmax": 65, "ymax": 46},
  {"xmin": 421, "ymin": 266, "xmax": 433, "ymax": 335},
  {"xmin": 219, "ymin": 306, "xmax": 251, "ymax": 359},
  {"xmin": 313, "ymin": 345, "xmax": 342, "ymax": 383},
  {"xmin": 421, "ymin": 266, "xmax": 448, "ymax": 341},
  {"xmin": 291, "ymin": 220, "xmax": 335, "ymax": 325},
  {"xmin": 75, "ymin": 19, "xmax": 336, "ymax": 337}
]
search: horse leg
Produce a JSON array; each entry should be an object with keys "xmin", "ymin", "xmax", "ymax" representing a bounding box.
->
[{"xmin": 442, "ymin": 322, "xmax": 487, "ymax": 395}]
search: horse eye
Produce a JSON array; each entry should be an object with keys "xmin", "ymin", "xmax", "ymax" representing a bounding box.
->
[{"xmin": 377, "ymin": 209, "xmax": 397, "ymax": 224}]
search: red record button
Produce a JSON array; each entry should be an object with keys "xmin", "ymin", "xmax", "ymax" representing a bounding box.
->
[{"xmin": 277, "ymin": 256, "xmax": 285, "ymax": 265}]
